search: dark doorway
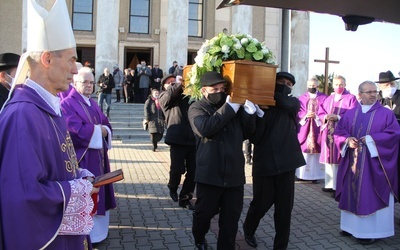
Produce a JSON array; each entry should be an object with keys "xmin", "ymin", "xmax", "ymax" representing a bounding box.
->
[
  {"xmin": 187, "ymin": 51, "xmax": 196, "ymax": 65},
  {"xmin": 125, "ymin": 48, "xmax": 153, "ymax": 70},
  {"xmin": 76, "ymin": 46, "xmax": 96, "ymax": 69}
]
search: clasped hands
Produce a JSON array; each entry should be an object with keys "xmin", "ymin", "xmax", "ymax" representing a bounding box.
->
[
  {"xmin": 226, "ymin": 95, "xmax": 264, "ymax": 117},
  {"xmin": 346, "ymin": 136, "xmax": 366, "ymax": 149},
  {"xmin": 325, "ymin": 114, "xmax": 339, "ymax": 122}
]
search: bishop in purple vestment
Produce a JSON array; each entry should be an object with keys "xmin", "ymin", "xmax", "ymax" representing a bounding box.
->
[
  {"xmin": 0, "ymin": 0, "xmax": 98, "ymax": 248},
  {"xmin": 318, "ymin": 75, "xmax": 357, "ymax": 191},
  {"xmin": 61, "ymin": 67, "xmax": 116, "ymax": 243},
  {"xmin": 0, "ymin": 82, "xmax": 94, "ymax": 249},
  {"xmin": 334, "ymin": 81, "xmax": 400, "ymax": 241}
]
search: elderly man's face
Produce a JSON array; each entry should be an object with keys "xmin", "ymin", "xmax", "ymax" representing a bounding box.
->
[
  {"xmin": 378, "ymin": 81, "xmax": 396, "ymax": 90},
  {"xmin": 74, "ymin": 72, "xmax": 94, "ymax": 97},
  {"xmin": 47, "ymin": 48, "xmax": 78, "ymax": 94}
]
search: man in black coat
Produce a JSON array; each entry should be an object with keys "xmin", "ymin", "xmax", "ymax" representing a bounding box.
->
[
  {"xmin": 243, "ymin": 72, "xmax": 306, "ymax": 250},
  {"xmin": 151, "ymin": 63, "xmax": 164, "ymax": 91},
  {"xmin": 158, "ymin": 74, "xmax": 196, "ymax": 210},
  {"xmin": 188, "ymin": 71, "xmax": 257, "ymax": 250},
  {"xmin": 376, "ymin": 70, "xmax": 400, "ymax": 121},
  {"xmin": 0, "ymin": 53, "xmax": 20, "ymax": 109}
]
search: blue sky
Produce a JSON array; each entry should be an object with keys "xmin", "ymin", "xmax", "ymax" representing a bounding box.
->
[{"xmin": 309, "ymin": 13, "xmax": 400, "ymax": 94}]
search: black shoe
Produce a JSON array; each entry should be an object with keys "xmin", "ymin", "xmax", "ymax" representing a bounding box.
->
[
  {"xmin": 169, "ymin": 191, "xmax": 178, "ymax": 202},
  {"xmin": 244, "ymin": 234, "xmax": 258, "ymax": 248},
  {"xmin": 340, "ymin": 230, "xmax": 351, "ymax": 237},
  {"xmin": 179, "ymin": 199, "xmax": 195, "ymax": 210},
  {"xmin": 356, "ymin": 238, "xmax": 375, "ymax": 245},
  {"xmin": 322, "ymin": 187, "xmax": 334, "ymax": 193},
  {"xmin": 195, "ymin": 239, "xmax": 208, "ymax": 250}
]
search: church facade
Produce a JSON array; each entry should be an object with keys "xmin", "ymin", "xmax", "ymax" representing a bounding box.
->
[{"xmin": 0, "ymin": 0, "xmax": 309, "ymax": 95}]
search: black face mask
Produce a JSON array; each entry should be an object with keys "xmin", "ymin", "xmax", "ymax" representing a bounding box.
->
[
  {"xmin": 275, "ymin": 84, "xmax": 291, "ymax": 96},
  {"xmin": 207, "ymin": 92, "xmax": 227, "ymax": 108},
  {"xmin": 308, "ymin": 87, "xmax": 317, "ymax": 94}
]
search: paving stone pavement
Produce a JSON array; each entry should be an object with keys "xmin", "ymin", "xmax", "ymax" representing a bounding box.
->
[{"xmin": 91, "ymin": 137, "xmax": 400, "ymax": 250}]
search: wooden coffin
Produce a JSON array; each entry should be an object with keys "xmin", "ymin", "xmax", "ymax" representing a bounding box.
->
[
  {"xmin": 183, "ymin": 60, "xmax": 277, "ymax": 106},
  {"xmin": 222, "ymin": 60, "xmax": 277, "ymax": 106}
]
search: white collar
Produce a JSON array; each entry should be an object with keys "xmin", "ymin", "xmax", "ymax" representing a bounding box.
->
[
  {"xmin": 25, "ymin": 79, "xmax": 62, "ymax": 116},
  {"xmin": 79, "ymin": 93, "xmax": 92, "ymax": 106},
  {"xmin": 360, "ymin": 101, "xmax": 375, "ymax": 113}
]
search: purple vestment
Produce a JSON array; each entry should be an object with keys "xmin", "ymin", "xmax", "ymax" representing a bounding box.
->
[
  {"xmin": 298, "ymin": 91, "xmax": 327, "ymax": 153},
  {"xmin": 334, "ymin": 101, "xmax": 400, "ymax": 215},
  {"xmin": 61, "ymin": 88, "xmax": 116, "ymax": 215},
  {"xmin": 318, "ymin": 90, "xmax": 357, "ymax": 164},
  {"xmin": 0, "ymin": 85, "xmax": 91, "ymax": 249},
  {"xmin": 59, "ymin": 83, "xmax": 74, "ymax": 100}
]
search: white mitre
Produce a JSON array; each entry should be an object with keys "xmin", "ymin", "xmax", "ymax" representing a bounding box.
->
[{"xmin": 14, "ymin": 0, "xmax": 76, "ymax": 86}]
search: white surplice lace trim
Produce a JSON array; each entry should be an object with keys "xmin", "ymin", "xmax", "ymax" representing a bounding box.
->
[
  {"xmin": 78, "ymin": 168, "xmax": 94, "ymax": 179},
  {"xmin": 59, "ymin": 179, "xmax": 94, "ymax": 235}
]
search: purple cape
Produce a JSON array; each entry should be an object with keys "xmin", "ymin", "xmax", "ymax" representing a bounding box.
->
[
  {"xmin": 0, "ymin": 85, "xmax": 90, "ymax": 249},
  {"xmin": 334, "ymin": 101, "xmax": 400, "ymax": 215},
  {"xmin": 297, "ymin": 91, "xmax": 327, "ymax": 153},
  {"xmin": 318, "ymin": 90, "xmax": 358, "ymax": 164},
  {"xmin": 61, "ymin": 88, "xmax": 116, "ymax": 214}
]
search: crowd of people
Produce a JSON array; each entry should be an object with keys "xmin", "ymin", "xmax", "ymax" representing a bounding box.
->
[{"xmin": 1, "ymin": 1, "xmax": 400, "ymax": 250}]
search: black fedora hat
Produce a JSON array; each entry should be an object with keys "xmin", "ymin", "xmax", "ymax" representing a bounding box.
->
[
  {"xmin": 276, "ymin": 72, "xmax": 296, "ymax": 85},
  {"xmin": 0, "ymin": 53, "xmax": 20, "ymax": 71},
  {"xmin": 375, "ymin": 70, "xmax": 400, "ymax": 83},
  {"xmin": 200, "ymin": 71, "xmax": 227, "ymax": 87}
]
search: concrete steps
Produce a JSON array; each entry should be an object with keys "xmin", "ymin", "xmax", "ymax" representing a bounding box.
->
[{"xmin": 107, "ymin": 102, "xmax": 149, "ymax": 141}]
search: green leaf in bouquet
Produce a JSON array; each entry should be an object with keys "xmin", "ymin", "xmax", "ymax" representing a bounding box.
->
[
  {"xmin": 253, "ymin": 51, "xmax": 264, "ymax": 61},
  {"xmin": 244, "ymin": 52, "xmax": 253, "ymax": 60},
  {"xmin": 234, "ymin": 47, "xmax": 245, "ymax": 59},
  {"xmin": 246, "ymin": 42, "xmax": 258, "ymax": 53},
  {"xmin": 208, "ymin": 45, "xmax": 221, "ymax": 55}
]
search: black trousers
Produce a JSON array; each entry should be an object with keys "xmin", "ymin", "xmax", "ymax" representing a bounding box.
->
[
  {"xmin": 243, "ymin": 170, "xmax": 295, "ymax": 250},
  {"xmin": 115, "ymin": 89, "xmax": 121, "ymax": 101},
  {"xmin": 150, "ymin": 133, "xmax": 163, "ymax": 148},
  {"xmin": 192, "ymin": 183, "xmax": 244, "ymax": 249},
  {"xmin": 168, "ymin": 144, "xmax": 196, "ymax": 199}
]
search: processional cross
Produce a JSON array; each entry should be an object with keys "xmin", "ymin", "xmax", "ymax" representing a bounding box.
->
[{"xmin": 314, "ymin": 47, "xmax": 340, "ymax": 94}]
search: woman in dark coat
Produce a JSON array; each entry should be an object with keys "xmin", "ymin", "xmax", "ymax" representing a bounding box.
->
[{"xmin": 143, "ymin": 89, "xmax": 165, "ymax": 151}]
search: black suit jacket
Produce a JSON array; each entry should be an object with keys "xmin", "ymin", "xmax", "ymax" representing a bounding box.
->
[{"xmin": 151, "ymin": 67, "xmax": 164, "ymax": 90}]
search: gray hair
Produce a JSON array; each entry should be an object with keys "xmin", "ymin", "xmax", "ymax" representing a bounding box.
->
[
  {"xmin": 358, "ymin": 81, "xmax": 377, "ymax": 94},
  {"xmin": 74, "ymin": 66, "xmax": 94, "ymax": 83}
]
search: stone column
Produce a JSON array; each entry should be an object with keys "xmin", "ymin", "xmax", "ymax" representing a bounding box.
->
[
  {"xmin": 290, "ymin": 10, "xmax": 310, "ymax": 97},
  {"xmin": 95, "ymin": 0, "xmax": 119, "ymax": 81},
  {"xmin": 165, "ymin": 0, "xmax": 188, "ymax": 70},
  {"xmin": 232, "ymin": 5, "xmax": 252, "ymax": 35}
]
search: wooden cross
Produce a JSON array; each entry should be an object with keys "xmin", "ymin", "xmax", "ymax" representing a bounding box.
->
[{"xmin": 314, "ymin": 47, "xmax": 340, "ymax": 94}]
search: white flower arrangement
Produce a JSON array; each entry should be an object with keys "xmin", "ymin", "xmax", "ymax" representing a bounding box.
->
[{"xmin": 185, "ymin": 33, "xmax": 276, "ymax": 100}]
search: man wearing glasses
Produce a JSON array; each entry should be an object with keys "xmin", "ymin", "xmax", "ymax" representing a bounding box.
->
[
  {"xmin": 334, "ymin": 81, "xmax": 400, "ymax": 245},
  {"xmin": 61, "ymin": 66, "xmax": 116, "ymax": 246}
]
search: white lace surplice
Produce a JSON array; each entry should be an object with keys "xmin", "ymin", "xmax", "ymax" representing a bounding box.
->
[{"xmin": 58, "ymin": 179, "xmax": 94, "ymax": 235}]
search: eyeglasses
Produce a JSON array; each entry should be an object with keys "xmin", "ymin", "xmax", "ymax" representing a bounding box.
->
[
  {"xmin": 79, "ymin": 80, "xmax": 95, "ymax": 85},
  {"xmin": 361, "ymin": 91, "xmax": 378, "ymax": 95}
]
